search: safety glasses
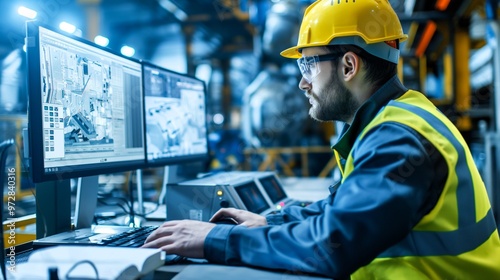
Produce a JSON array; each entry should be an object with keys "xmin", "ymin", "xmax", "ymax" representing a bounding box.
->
[{"xmin": 297, "ymin": 53, "xmax": 340, "ymax": 83}]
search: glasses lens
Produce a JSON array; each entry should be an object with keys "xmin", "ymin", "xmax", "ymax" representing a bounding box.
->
[{"xmin": 297, "ymin": 56, "xmax": 320, "ymax": 83}]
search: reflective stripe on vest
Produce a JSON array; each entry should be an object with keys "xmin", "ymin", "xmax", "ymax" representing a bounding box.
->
[{"xmin": 378, "ymin": 100, "xmax": 497, "ymax": 257}]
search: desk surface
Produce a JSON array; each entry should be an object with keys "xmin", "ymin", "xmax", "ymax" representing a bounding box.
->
[{"xmin": 154, "ymin": 263, "xmax": 331, "ymax": 280}]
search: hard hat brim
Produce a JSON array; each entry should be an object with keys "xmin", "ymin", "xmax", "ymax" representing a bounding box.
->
[{"xmin": 280, "ymin": 46, "xmax": 304, "ymax": 59}]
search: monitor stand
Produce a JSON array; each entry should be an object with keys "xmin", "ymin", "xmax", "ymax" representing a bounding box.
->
[
  {"xmin": 33, "ymin": 175, "xmax": 143, "ymax": 248},
  {"xmin": 158, "ymin": 165, "xmax": 176, "ymax": 205},
  {"xmin": 35, "ymin": 179, "xmax": 71, "ymax": 238},
  {"xmin": 36, "ymin": 175, "xmax": 99, "ymax": 234},
  {"xmin": 73, "ymin": 175, "xmax": 99, "ymax": 229},
  {"xmin": 75, "ymin": 174, "xmax": 145, "ymax": 228}
]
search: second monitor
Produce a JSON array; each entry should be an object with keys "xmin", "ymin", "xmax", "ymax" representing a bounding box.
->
[{"xmin": 142, "ymin": 62, "xmax": 209, "ymax": 167}]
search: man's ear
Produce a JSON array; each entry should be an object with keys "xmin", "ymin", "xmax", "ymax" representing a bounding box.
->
[{"xmin": 341, "ymin": 52, "xmax": 360, "ymax": 82}]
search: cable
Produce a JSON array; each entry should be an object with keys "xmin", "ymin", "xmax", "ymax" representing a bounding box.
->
[
  {"xmin": 128, "ymin": 171, "xmax": 136, "ymax": 227},
  {"xmin": 64, "ymin": 260, "xmax": 99, "ymax": 280},
  {"xmin": 0, "ymin": 139, "xmax": 15, "ymax": 280}
]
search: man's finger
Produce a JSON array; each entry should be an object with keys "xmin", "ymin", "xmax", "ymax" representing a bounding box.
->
[
  {"xmin": 144, "ymin": 225, "xmax": 174, "ymax": 243},
  {"xmin": 210, "ymin": 208, "xmax": 237, "ymax": 222},
  {"xmin": 142, "ymin": 235, "xmax": 173, "ymax": 248}
]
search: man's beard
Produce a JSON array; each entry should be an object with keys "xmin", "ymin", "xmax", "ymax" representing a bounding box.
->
[{"xmin": 308, "ymin": 71, "xmax": 360, "ymax": 123}]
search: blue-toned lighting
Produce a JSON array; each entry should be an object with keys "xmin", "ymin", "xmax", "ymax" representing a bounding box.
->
[
  {"xmin": 59, "ymin": 21, "xmax": 77, "ymax": 34},
  {"xmin": 213, "ymin": 113, "xmax": 224, "ymax": 125},
  {"xmin": 18, "ymin": 6, "xmax": 37, "ymax": 19},
  {"xmin": 120, "ymin": 45, "xmax": 135, "ymax": 57},
  {"xmin": 94, "ymin": 35, "xmax": 109, "ymax": 47},
  {"xmin": 159, "ymin": 0, "xmax": 187, "ymax": 21}
]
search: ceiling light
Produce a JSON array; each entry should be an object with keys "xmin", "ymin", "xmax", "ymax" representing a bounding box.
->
[
  {"xmin": 59, "ymin": 22, "xmax": 76, "ymax": 34},
  {"xmin": 158, "ymin": 0, "xmax": 188, "ymax": 21},
  {"xmin": 121, "ymin": 45, "xmax": 135, "ymax": 57},
  {"xmin": 94, "ymin": 35, "xmax": 109, "ymax": 47},
  {"xmin": 18, "ymin": 6, "xmax": 37, "ymax": 19},
  {"xmin": 213, "ymin": 113, "xmax": 224, "ymax": 125}
]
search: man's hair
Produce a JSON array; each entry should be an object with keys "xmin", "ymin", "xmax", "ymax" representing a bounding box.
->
[{"xmin": 324, "ymin": 45, "xmax": 397, "ymax": 88}]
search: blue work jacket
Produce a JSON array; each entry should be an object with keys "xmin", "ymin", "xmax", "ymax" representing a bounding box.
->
[{"xmin": 203, "ymin": 76, "xmax": 500, "ymax": 279}]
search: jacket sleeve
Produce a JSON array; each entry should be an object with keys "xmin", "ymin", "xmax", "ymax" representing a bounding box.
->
[
  {"xmin": 204, "ymin": 123, "xmax": 441, "ymax": 279},
  {"xmin": 266, "ymin": 198, "xmax": 333, "ymax": 225}
]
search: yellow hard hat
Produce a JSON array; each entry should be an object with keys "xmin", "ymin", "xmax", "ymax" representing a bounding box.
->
[{"xmin": 281, "ymin": 0, "xmax": 408, "ymax": 63}]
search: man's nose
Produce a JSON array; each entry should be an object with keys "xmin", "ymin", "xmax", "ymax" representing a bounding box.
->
[{"xmin": 298, "ymin": 76, "xmax": 311, "ymax": 92}]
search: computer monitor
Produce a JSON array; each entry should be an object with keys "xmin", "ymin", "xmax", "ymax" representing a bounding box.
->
[
  {"xmin": 26, "ymin": 22, "xmax": 146, "ymax": 233},
  {"xmin": 142, "ymin": 62, "xmax": 208, "ymax": 168},
  {"xmin": 26, "ymin": 22, "xmax": 146, "ymax": 183}
]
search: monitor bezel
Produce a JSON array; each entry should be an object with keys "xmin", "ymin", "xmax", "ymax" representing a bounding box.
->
[
  {"xmin": 141, "ymin": 61, "xmax": 210, "ymax": 168},
  {"xmin": 26, "ymin": 21, "xmax": 147, "ymax": 183}
]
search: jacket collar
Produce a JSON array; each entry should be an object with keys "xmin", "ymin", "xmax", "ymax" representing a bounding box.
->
[{"xmin": 332, "ymin": 76, "xmax": 408, "ymax": 159}]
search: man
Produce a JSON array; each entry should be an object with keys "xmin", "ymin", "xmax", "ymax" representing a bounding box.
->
[{"xmin": 143, "ymin": 0, "xmax": 500, "ymax": 278}]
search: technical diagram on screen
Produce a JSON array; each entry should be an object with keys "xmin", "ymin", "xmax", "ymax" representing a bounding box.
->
[
  {"xmin": 27, "ymin": 22, "xmax": 145, "ymax": 182},
  {"xmin": 142, "ymin": 62, "xmax": 208, "ymax": 167}
]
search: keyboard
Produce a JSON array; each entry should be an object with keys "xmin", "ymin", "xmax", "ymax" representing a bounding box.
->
[
  {"xmin": 95, "ymin": 226, "xmax": 158, "ymax": 247},
  {"xmin": 32, "ymin": 225, "xmax": 159, "ymax": 249},
  {"xmin": 26, "ymin": 225, "xmax": 190, "ymax": 266}
]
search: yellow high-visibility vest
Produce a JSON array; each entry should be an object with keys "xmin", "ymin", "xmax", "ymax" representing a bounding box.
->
[{"xmin": 337, "ymin": 90, "xmax": 500, "ymax": 279}]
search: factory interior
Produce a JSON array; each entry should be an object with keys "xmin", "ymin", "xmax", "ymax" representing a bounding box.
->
[{"xmin": 1, "ymin": 0, "xmax": 500, "ymax": 278}]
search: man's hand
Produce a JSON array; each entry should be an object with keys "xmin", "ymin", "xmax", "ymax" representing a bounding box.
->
[
  {"xmin": 210, "ymin": 208, "xmax": 267, "ymax": 228},
  {"xmin": 142, "ymin": 220, "xmax": 216, "ymax": 258}
]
